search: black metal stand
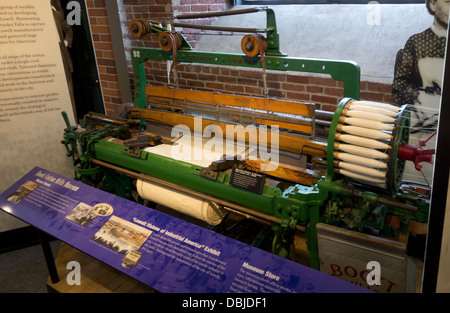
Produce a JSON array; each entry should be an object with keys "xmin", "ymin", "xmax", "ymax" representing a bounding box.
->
[{"xmin": 38, "ymin": 230, "xmax": 59, "ymax": 284}]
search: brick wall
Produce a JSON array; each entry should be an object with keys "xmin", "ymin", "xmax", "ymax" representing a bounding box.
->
[
  {"xmin": 172, "ymin": 0, "xmax": 230, "ymax": 47},
  {"xmin": 85, "ymin": 0, "xmax": 119, "ymax": 114},
  {"xmin": 137, "ymin": 61, "xmax": 395, "ymax": 112},
  {"xmin": 84, "ymin": 0, "xmax": 396, "ymax": 116}
]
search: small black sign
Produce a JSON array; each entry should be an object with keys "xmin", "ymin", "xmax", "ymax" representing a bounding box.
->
[{"xmin": 229, "ymin": 167, "xmax": 265, "ymax": 194}]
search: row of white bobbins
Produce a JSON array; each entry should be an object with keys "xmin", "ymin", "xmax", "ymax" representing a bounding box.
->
[{"xmin": 333, "ymin": 100, "xmax": 401, "ymax": 189}]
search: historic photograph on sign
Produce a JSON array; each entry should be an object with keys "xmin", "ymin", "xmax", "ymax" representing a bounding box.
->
[
  {"xmin": 65, "ymin": 202, "xmax": 96, "ymax": 227},
  {"xmin": 92, "ymin": 215, "xmax": 152, "ymax": 254},
  {"xmin": 6, "ymin": 181, "xmax": 39, "ymax": 204}
]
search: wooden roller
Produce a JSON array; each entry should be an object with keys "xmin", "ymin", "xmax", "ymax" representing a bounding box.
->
[
  {"xmin": 158, "ymin": 31, "xmax": 182, "ymax": 52},
  {"xmin": 241, "ymin": 34, "xmax": 267, "ymax": 57},
  {"xmin": 129, "ymin": 19, "xmax": 153, "ymax": 38}
]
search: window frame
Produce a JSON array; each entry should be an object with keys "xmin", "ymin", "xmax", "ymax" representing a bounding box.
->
[{"xmin": 233, "ymin": 0, "xmax": 425, "ymax": 5}]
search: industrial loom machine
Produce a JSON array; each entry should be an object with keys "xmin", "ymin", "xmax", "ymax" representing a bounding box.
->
[{"xmin": 61, "ymin": 8, "xmax": 434, "ymax": 271}]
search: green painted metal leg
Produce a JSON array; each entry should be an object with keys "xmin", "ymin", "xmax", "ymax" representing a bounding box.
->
[{"xmin": 308, "ymin": 206, "xmax": 320, "ymax": 270}]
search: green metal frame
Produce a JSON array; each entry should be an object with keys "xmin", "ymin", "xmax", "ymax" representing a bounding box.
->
[
  {"xmin": 386, "ymin": 104, "xmax": 410, "ymax": 197},
  {"xmin": 125, "ymin": 22, "xmax": 359, "ymax": 269},
  {"xmin": 326, "ymin": 97, "xmax": 350, "ymax": 180},
  {"xmin": 175, "ymin": 7, "xmax": 285, "ymax": 56},
  {"xmin": 63, "ymin": 10, "xmax": 363, "ymax": 270},
  {"xmin": 91, "ymin": 138, "xmax": 329, "ymax": 269},
  {"xmin": 264, "ymin": 8, "xmax": 284, "ymax": 57},
  {"xmin": 130, "ymin": 48, "xmax": 360, "ymax": 109},
  {"xmin": 62, "ymin": 110, "xmax": 428, "ymax": 271},
  {"xmin": 61, "ymin": 113, "xmax": 339, "ymax": 269},
  {"xmin": 61, "ymin": 6, "xmax": 433, "ymax": 275}
]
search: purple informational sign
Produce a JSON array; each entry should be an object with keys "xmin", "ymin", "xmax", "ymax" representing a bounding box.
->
[{"xmin": 0, "ymin": 167, "xmax": 369, "ymax": 293}]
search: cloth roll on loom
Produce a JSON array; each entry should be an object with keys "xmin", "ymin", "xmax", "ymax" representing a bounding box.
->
[
  {"xmin": 135, "ymin": 143, "xmax": 229, "ymax": 225},
  {"xmin": 136, "ymin": 179, "xmax": 226, "ymax": 225}
]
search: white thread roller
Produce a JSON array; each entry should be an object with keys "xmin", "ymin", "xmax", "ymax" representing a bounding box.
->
[
  {"xmin": 339, "ymin": 116, "xmax": 395, "ymax": 131},
  {"xmin": 346, "ymin": 104, "xmax": 399, "ymax": 118},
  {"xmin": 335, "ymin": 133, "xmax": 391, "ymax": 150},
  {"xmin": 335, "ymin": 142, "xmax": 389, "ymax": 159},
  {"xmin": 337, "ymin": 161, "xmax": 387, "ymax": 178},
  {"xmin": 334, "ymin": 152, "xmax": 388, "ymax": 169},
  {"xmin": 337, "ymin": 124, "xmax": 393, "ymax": 140},
  {"xmin": 351, "ymin": 100, "xmax": 400, "ymax": 113},
  {"xmin": 342, "ymin": 109, "xmax": 396, "ymax": 123},
  {"xmin": 337, "ymin": 168, "xmax": 386, "ymax": 185}
]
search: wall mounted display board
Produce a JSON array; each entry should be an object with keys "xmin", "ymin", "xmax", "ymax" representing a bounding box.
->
[{"xmin": 0, "ymin": 1, "xmax": 75, "ymax": 194}]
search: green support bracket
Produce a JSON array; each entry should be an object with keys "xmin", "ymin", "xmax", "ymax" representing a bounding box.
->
[
  {"xmin": 326, "ymin": 98, "xmax": 351, "ymax": 180},
  {"xmin": 265, "ymin": 8, "xmax": 285, "ymax": 57},
  {"xmin": 173, "ymin": 7, "xmax": 284, "ymax": 57},
  {"xmin": 84, "ymin": 10, "xmax": 363, "ymax": 270},
  {"xmin": 130, "ymin": 47, "xmax": 360, "ymax": 110}
]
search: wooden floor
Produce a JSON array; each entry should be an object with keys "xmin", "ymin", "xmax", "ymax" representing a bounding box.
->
[{"xmin": 46, "ymin": 243, "xmax": 156, "ymax": 293}]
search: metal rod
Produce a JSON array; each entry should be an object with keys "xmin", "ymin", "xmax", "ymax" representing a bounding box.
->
[
  {"xmin": 148, "ymin": 98, "xmax": 314, "ymax": 127},
  {"xmin": 175, "ymin": 7, "xmax": 266, "ymax": 20},
  {"xmin": 315, "ymin": 110, "xmax": 334, "ymax": 121},
  {"xmin": 38, "ymin": 230, "xmax": 59, "ymax": 284},
  {"xmin": 377, "ymin": 197, "xmax": 419, "ymax": 212},
  {"xmin": 173, "ymin": 23, "xmax": 269, "ymax": 34},
  {"xmin": 91, "ymin": 159, "xmax": 306, "ymax": 232},
  {"xmin": 351, "ymin": 188, "xmax": 418, "ymax": 212}
]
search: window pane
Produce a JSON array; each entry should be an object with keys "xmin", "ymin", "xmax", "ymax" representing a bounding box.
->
[{"xmin": 236, "ymin": 0, "xmax": 425, "ymax": 5}]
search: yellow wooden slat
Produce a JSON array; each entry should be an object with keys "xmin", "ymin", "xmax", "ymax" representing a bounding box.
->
[
  {"xmin": 145, "ymin": 85, "xmax": 315, "ymax": 117},
  {"xmin": 126, "ymin": 107, "xmax": 327, "ymax": 157},
  {"xmin": 148, "ymin": 101, "xmax": 312, "ymax": 133},
  {"xmin": 246, "ymin": 160, "xmax": 319, "ymax": 185}
]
